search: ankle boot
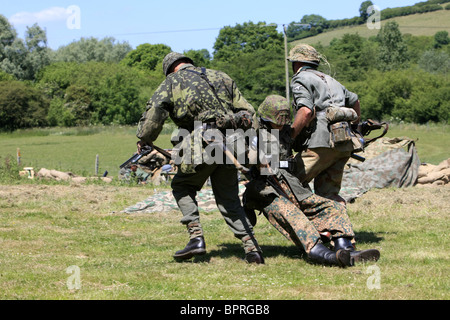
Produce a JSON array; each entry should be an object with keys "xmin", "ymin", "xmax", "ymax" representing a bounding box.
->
[
  {"xmin": 245, "ymin": 251, "xmax": 265, "ymax": 264},
  {"xmin": 309, "ymin": 243, "xmax": 353, "ymax": 267},
  {"xmin": 334, "ymin": 237, "xmax": 380, "ymax": 263},
  {"xmin": 173, "ymin": 236, "xmax": 206, "ymax": 260}
]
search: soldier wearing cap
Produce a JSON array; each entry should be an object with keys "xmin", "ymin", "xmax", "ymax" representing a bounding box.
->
[
  {"xmin": 288, "ymin": 44, "xmax": 361, "ymax": 205},
  {"xmin": 136, "ymin": 52, "xmax": 264, "ymax": 264},
  {"xmin": 243, "ymin": 95, "xmax": 380, "ymax": 267}
]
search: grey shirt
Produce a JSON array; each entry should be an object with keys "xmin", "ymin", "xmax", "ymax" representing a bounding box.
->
[{"xmin": 291, "ymin": 67, "xmax": 358, "ymax": 149}]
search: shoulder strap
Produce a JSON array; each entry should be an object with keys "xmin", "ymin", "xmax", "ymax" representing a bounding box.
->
[{"xmin": 184, "ymin": 67, "xmax": 228, "ymax": 115}]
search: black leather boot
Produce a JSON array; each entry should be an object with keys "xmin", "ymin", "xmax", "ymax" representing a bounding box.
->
[
  {"xmin": 309, "ymin": 243, "xmax": 353, "ymax": 267},
  {"xmin": 173, "ymin": 236, "xmax": 206, "ymax": 260},
  {"xmin": 244, "ymin": 251, "xmax": 265, "ymax": 264},
  {"xmin": 333, "ymin": 237, "xmax": 380, "ymax": 263}
]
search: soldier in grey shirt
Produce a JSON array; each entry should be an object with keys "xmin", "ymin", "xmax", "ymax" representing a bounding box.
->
[{"xmin": 288, "ymin": 44, "xmax": 361, "ymax": 205}]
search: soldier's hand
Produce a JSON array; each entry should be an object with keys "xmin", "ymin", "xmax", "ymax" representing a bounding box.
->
[{"xmin": 137, "ymin": 141, "xmax": 146, "ymax": 154}]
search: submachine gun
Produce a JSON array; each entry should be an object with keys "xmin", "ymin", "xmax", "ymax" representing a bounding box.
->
[
  {"xmin": 350, "ymin": 119, "xmax": 389, "ymax": 162},
  {"xmin": 119, "ymin": 144, "xmax": 172, "ymax": 169}
]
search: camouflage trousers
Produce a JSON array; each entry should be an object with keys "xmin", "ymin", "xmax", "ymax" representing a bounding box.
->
[
  {"xmin": 294, "ymin": 145, "xmax": 352, "ymax": 203},
  {"xmin": 171, "ymin": 163, "xmax": 261, "ymax": 254},
  {"xmin": 263, "ymin": 180, "xmax": 354, "ymax": 253}
]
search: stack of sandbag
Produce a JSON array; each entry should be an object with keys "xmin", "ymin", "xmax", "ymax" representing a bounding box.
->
[
  {"xmin": 417, "ymin": 159, "xmax": 450, "ymax": 186},
  {"xmin": 37, "ymin": 168, "xmax": 113, "ymax": 183}
]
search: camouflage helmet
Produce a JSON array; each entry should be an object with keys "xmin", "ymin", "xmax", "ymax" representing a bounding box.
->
[
  {"xmin": 162, "ymin": 52, "xmax": 194, "ymax": 76},
  {"xmin": 287, "ymin": 43, "xmax": 320, "ymax": 66},
  {"xmin": 258, "ymin": 95, "xmax": 291, "ymax": 126}
]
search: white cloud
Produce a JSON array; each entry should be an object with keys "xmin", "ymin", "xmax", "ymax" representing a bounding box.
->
[{"xmin": 9, "ymin": 7, "xmax": 70, "ymax": 25}]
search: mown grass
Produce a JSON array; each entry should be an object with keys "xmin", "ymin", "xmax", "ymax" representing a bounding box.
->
[
  {"xmin": 0, "ymin": 183, "xmax": 448, "ymax": 300},
  {"xmin": 0, "ymin": 124, "xmax": 448, "ymax": 300}
]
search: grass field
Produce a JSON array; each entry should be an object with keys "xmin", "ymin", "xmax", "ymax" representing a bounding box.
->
[
  {"xmin": 0, "ymin": 124, "xmax": 449, "ymax": 301},
  {"xmin": 293, "ymin": 9, "xmax": 450, "ymax": 47}
]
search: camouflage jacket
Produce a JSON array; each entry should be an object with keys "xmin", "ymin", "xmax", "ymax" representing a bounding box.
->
[
  {"xmin": 136, "ymin": 64, "xmax": 255, "ymax": 144},
  {"xmin": 291, "ymin": 67, "xmax": 358, "ymax": 149}
]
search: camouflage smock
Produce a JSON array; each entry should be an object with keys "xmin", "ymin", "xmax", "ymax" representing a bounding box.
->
[
  {"xmin": 291, "ymin": 66, "xmax": 358, "ymax": 149},
  {"xmin": 136, "ymin": 64, "xmax": 255, "ymax": 143}
]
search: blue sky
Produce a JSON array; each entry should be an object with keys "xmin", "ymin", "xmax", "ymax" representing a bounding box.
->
[{"xmin": 2, "ymin": 0, "xmax": 423, "ymax": 53}]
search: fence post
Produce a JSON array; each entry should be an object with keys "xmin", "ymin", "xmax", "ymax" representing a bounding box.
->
[{"xmin": 95, "ymin": 154, "xmax": 99, "ymax": 176}]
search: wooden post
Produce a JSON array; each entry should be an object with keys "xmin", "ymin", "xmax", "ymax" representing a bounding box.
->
[
  {"xmin": 95, "ymin": 154, "xmax": 99, "ymax": 176},
  {"xmin": 17, "ymin": 148, "xmax": 21, "ymax": 166}
]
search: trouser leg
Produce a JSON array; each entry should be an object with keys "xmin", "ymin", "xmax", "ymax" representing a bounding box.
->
[
  {"xmin": 263, "ymin": 195, "xmax": 321, "ymax": 254},
  {"xmin": 298, "ymin": 194, "xmax": 355, "ymax": 239},
  {"xmin": 210, "ymin": 165, "xmax": 261, "ymax": 253},
  {"xmin": 294, "ymin": 147, "xmax": 351, "ymax": 203},
  {"xmin": 171, "ymin": 164, "xmax": 216, "ymax": 237}
]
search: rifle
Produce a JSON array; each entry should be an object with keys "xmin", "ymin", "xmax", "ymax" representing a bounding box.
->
[
  {"xmin": 350, "ymin": 119, "xmax": 389, "ymax": 162},
  {"xmin": 119, "ymin": 145, "xmax": 153, "ymax": 169}
]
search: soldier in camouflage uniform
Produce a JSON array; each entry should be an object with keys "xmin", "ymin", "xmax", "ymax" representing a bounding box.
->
[
  {"xmin": 243, "ymin": 95, "xmax": 379, "ymax": 266},
  {"xmin": 136, "ymin": 52, "xmax": 264, "ymax": 264},
  {"xmin": 288, "ymin": 44, "xmax": 362, "ymax": 205}
]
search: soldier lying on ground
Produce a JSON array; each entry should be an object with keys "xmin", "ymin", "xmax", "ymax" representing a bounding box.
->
[{"xmin": 243, "ymin": 95, "xmax": 380, "ymax": 267}]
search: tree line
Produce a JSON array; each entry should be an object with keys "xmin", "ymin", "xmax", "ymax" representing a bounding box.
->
[{"xmin": 0, "ymin": 5, "xmax": 449, "ymax": 131}]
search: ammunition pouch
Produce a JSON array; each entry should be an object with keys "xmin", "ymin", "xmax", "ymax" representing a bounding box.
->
[
  {"xmin": 216, "ymin": 110, "xmax": 253, "ymax": 130},
  {"xmin": 329, "ymin": 121, "xmax": 352, "ymax": 145},
  {"xmin": 325, "ymin": 106, "xmax": 364, "ymax": 152}
]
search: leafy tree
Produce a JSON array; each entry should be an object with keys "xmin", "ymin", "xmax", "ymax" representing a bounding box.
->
[
  {"xmin": 433, "ymin": 31, "xmax": 450, "ymax": 48},
  {"xmin": 213, "ymin": 22, "xmax": 283, "ymax": 62},
  {"xmin": 120, "ymin": 43, "xmax": 171, "ymax": 72},
  {"xmin": 359, "ymin": 1, "xmax": 374, "ymax": 21},
  {"xmin": 38, "ymin": 61, "xmax": 153, "ymax": 126},
  {"xmin": 323, "ymin": 33, "xmax": 377, "ymax": 81},
  {"xmin": 53, "ymin": 37, "xmax": 132, "ymax": 63},
  {"xmin": 0, "ymin": 16, "xmax": 51, "ymax": 80},
  {"xmin": 376, "ymin": 21, "xmax": 408, "ymax": 71},
  {"xmin": 213, "ymin": 48, "xmax": 285, "ymax": 108},
  {"xmin": 0, "ymin": 80, "xmax": 48, "ymax": 131},
  {"xmin": 418, "ymin": 50, "xmax": 450, "ymax": 74},
  {"xmin": 22, "ymin": 24, "xmax": 51, "ymax": 80},
  {"xmin": 183, "ymin": 49, "xmax": 211, "ymax": 68}
]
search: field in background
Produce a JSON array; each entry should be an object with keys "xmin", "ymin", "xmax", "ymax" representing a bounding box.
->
[
  {"xmin": 0, "ymin": 123, "xmax": 448, "ymax": 178},
  {"xmin": 294, "ymin": 9, "xmax": 450, "ymax": 47}
]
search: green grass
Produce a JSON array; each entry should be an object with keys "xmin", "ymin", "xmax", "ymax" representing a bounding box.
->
[
  {"xmin": 0, "ymin": 125, "xmax": 175, "ymax": 178},
  {"xmin": 0, "ymin": 183, "xmax": 448, "ymax": 300},
  {"xmin": 0, "ymin": 124, "xmax": 449, "ymax": 300},
  {"xmin": 293, "ymin": 10, "xmax": 450, "ymax": 47},
  {"xmin": 381, "ymin": 122, "xmax": 450, "ymax": 164}
]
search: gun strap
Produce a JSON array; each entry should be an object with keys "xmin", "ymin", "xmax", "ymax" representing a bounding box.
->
[
  {"xmin": 184, "ymin": 67, "xmax": 229, "ymax": 116},
  {"xmin": 364, "ymin": 119, "xmax": 389, "ymax": 145}
]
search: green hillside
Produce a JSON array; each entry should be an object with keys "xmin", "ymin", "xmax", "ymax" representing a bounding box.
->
[{"xmin": 293, "ymin": 9, "xmax": 450, "ymax": 47}]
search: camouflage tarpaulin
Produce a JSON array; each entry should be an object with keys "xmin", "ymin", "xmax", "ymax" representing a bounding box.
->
[
  {"xmin": 121, "ymin": 184, "xmax": 246, "ymax": 214},
  {"xmin": 339, "ymin": 138, "xmax": 420, "ymax": 203}
]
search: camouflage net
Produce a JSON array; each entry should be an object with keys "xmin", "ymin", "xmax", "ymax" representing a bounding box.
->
[{"xmin": 121, "ymin": 184, "xmax": 246, "ymax": 214}]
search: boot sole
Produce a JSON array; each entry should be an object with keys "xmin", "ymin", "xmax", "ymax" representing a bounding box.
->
[
  {"xmin": 352, "ymin": 249, "xmax": 380, "ymax": 263},
  {"xmin": 173, "ymin": 248, "xmax": 206, "ymax": 260},
  {"xmin": 336, "ymin": 249, "xmax": 354, "ymax": 267}
]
